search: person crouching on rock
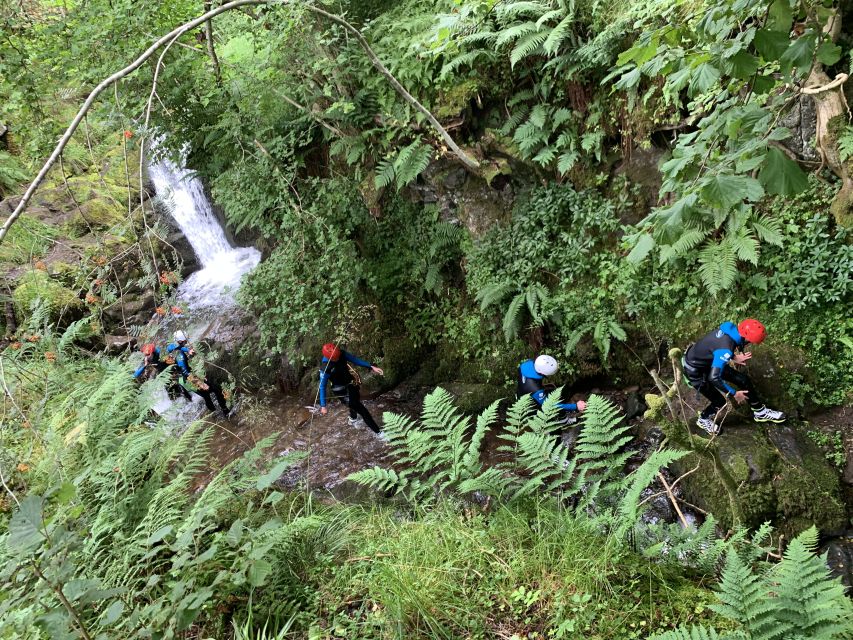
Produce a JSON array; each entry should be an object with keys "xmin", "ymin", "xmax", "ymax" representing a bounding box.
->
[
  {"xmin": 681, "ymin": 319, "xmax": 785, "ymax": 435},
  {"xmin": 517, "ymin": 355, "xmax": 587, "ymax": 441},
  {"xmin": 168, "ymin": 330, "xmax": 229, "ymax": 416},
  {"xmin": 318, "ymin": 343, "xmax": 384, "ymax": 435}
]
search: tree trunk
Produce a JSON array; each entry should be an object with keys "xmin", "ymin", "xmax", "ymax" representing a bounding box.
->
[{"xmin": 203, "ymin": 1, "xmax": 222, "ymax": 85}]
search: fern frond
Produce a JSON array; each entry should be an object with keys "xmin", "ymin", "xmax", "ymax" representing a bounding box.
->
[
  {"xmin": 510, "ymin": 30, "xmax": 549, "ymax": 67},
  {"xmin": 697, "ymin": 240, "xmax": 737, "ymax": 296},
  {"xmin": 543, "ymin": 14, "xmax": 575, "ymax": 55},
  {"xmin": 502, "ymin": 291, "xmax": 527, "ymax": 341},
  {"xmin": 374, "ymin": 158, "xmax": 396, "ymax": 189},
  {"xmin": 477, "ymin": 281, "xmax": 517, "ymax": 310}
]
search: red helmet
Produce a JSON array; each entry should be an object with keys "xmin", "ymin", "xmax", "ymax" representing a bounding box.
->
[
  {"xmin": 738, "ymin": 319, "xmax": 766, "ymax": 344},
  {"xmin": 141, "ymin": 343, "xmax": 156, "ymax": 356},
  {"xmin": 322, "ymin": 343, "xmax": 341, "ymax": 361}
]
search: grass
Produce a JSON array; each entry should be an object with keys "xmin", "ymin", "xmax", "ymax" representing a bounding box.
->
[{"xmin": 303, "ymin": 500, "xmax": 723, "ymax": 639}]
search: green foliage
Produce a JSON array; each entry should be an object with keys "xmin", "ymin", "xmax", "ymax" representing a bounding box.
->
[{"xmin": 652, "ymin": 527, "xmax": 853, "ymax": 640}]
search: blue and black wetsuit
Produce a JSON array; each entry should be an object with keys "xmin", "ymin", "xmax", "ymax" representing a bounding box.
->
[
  {"xmin": 516, "ymin": 359, "xmax": 579, "ymax": 411},
  {"xmin": 683, "ymin": 322, "xmax": 762, "ymax": 419},
  {"xmin": 166, "ymin": 342, "xmax": 228, "ymax": 413},
  {"xmin": 319, "ymin": 351, "xmax": 380, "ymax": 433}
]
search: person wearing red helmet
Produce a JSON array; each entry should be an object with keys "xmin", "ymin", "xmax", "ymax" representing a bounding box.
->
[
  {"xmin": 682, "ymin": 319, "xmax": 785, "ymax": 435},
  {"xmin": 318, "ymin": 343, "xmax": 384, "ymax": 435},
  {"xmin": 133, "ymin": 343, "xmax": 165, "ymax": 380}
]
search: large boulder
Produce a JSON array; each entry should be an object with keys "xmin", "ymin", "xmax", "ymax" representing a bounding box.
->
[{"xmin": 669, "ymin": 422, "xmax": 846, "ymax": 538}]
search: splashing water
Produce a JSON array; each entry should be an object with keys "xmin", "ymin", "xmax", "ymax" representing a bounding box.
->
[{"xmin": 148, "ymin": 157, "xmax": 260, "ymax": 310}]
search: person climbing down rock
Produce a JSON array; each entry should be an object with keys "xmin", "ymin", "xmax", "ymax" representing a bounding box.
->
[
  {"xmin": 167, "ymin": 330, "xmax": 229, "ymax": 416},
  {"xmin": 517, "ymin": 355, "xmax": 587, "ymax": 440},
  {"xmin": 682, "ymin": 319, "xmax": 786, "ymax": 435},
  {"xmin": 318, "ymin": 343, "xmax": 384, "ymax": 435},
  {"xmin": 133, "ymin": 343, "xmax": 165, "ymax": 380}
]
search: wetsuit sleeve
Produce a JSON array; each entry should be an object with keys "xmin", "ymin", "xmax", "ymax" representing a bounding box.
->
[
  {"xmin": 133, "ymin": 364, "xmax": 145, "ymax": 378},
  {"xmin": 531, "ymin": 389, "xmax": 578, "ymax": 412},
  {"xmin": 344, "ymin": 353, "xmax": 372, "ymax": 368},
  {"xmin": 709, "ymin": 349, "xmax": 736, "ymax": 395},
  {"xmin": 318, "ymin": 369, "xmax": 329, "ymax": 407}
]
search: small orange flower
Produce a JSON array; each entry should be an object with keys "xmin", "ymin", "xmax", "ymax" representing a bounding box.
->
[
  {"xmin": 85, "ymin": 293, "xmax": 99, "ymax": 304},
  {"xmin": 123, "ymin": 130, "xmax": 133, "ymax": 139},
  {"xmin": 45, "ymin": 351, "xmax": 56, "ymax": 362},
  {"xmin": 159, "ymin": 271, "xmax": 177, "ymax": 285},
  {"xmin": 113, "ymin": 466, "xmax": 121, "ymax": 473},
  {"xmin": 223, "ymin": 390, "xmax": 231, "ymax": 400},
  {"xmin": 93, "ymin": 278, "xmax": 105, "ymax": 287},
  {"xmin": 34, "ymin": 260, "xmax": 47, "ymax": 271},
  {"xmin": 94, "ymin": 255, "xmax": 107, "ymax": 266},
  {"xmin": 9, "ymin": 342, "xmax": 21, "ymax": 350},
  {"xmin": 16, "ymin": 463, "xmax": 29, "ymax": 473},
  {"xmin": 155, "ymin": 306, "xmax": 166, "ymax": 316},
  {"xmin": 170, "ymin": 306, "xmax": 183, "ymax": 315},
  {"xmin": 26, "ymin": 335, "xmax": 40, "ymax": 343}
]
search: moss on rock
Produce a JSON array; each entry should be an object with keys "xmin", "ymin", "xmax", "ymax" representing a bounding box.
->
[{"xmin": 13, "ymin": 270, "xmax": 81, "ymax": 320}]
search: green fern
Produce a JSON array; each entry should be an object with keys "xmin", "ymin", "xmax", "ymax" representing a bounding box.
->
[
  {"xmin": 698, "ymin": 240, "xmax": 738, "ymax": 296},
  {"xmin": 393, "ymin": 140, "xmax": 432, "ymax": 189}
]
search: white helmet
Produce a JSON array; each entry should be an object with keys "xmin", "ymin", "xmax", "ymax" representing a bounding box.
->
[
  {"xmin": 174, "ymin": 330, "xmax": 188, "ymax": 343},
  {"xmin": 534, "ymin": 354, "xmax": 558, "ymax": 376}
]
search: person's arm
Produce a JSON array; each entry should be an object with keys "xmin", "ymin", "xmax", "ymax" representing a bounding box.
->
[
  {"xmin": 709, "ymin": 349, "xmax": 737, "ymax": 395},
  {"xmin": 345, "ymin": 352, "xmax": 383, "ymax": 375},
  {"xmin": 557, "ymin": 401, "xmax": 578, "ymax": 412},
  {"xmin": 344, "ymin": 353, "xmax": 372, "ymax": 368},
  {"xmin": 133, "ymin": 363, "xmax": 145, "ymax": 378},
  {"xmin": 318, "ymin": 368, "xmax": 329, "ymax": 407}
]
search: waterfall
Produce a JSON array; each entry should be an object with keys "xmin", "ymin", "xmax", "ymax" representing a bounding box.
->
[{"xmin": 148, "ymin": 157, "xmax": 260, "ymax": 310}]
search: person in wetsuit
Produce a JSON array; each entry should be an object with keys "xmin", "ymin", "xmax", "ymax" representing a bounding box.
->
[
  {"xmin": 682, "ymin": 319, "xmax": 785, "ymax": 435},
  {"xmin": 517, "ymin": 355, "xmax": 587, "ymax": 441},
  {"xmin": 133, "ymin": 343, "xmax": 165, "ymax": 380},
  {"xmin": 167, "ymin": 330, "xmax": 229, "ymax": 415},
  {"xmin": 317, "ymin": 343, "xmax": 384, "ymax": 435}
]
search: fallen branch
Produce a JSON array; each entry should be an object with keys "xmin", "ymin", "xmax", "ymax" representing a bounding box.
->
[
  {"xmin": 657, "ymin": 471, "xmax": 689, "ymax": 529},
  {"xmin": 801, "ymin": 73, "xmax": 848, "ymax": 95}
]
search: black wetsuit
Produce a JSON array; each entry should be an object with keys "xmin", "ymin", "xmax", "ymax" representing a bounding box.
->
[
  {"xmin": 319, "ymin": 352, "xmax": 381, "ymax": 433},
  {"xmin": 683, "ymin": 322, "xmax": 763, "ymax": 419}
]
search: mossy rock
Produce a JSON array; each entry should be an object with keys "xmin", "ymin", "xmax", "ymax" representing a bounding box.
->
[
  {"xmin": 670, "ymin": 422, "xmax": 846, "ymax": 538},
  {"xmin": 67, "ymin": 198, "xmax": 126, "ymax": 234},
  {"xmin": 13, "ymin": 270, "xmax": 81, "ymax": 321},
  {"xmin": 435, "ymin": 79, "xmax": 481, "ymax": 120}
]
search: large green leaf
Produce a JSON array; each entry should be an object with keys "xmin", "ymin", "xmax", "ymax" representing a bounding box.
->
[
  {"xmin": 689, "ymin": 63, "xmax": 720, "ymax": 96},
  {"xmin": 780, "ymin": 33, "xmax": 816, "ymax": 76},
  {"xmin": 817, "ymin": 41, "xmax": 842, "ymax": 66},
  {"xmin": 758, "ymin": 148, "xmax": 808, "ymax": 196},
  {"xmin": 728, "ymin": 51, "xmax": 759, "ymax": 79},
  {"xmin": 754, "ymin": 29, "xmax": 789, "ymax": 60},
  {"xmin": 627, "ymin": 234, "xmax": 655, "ymax": 264},
  {"xmin": 701, "ymin": 174, "xmax": 764, "ymax": 209},
  {"xmin": 766, "ymin": 0, "xmax": 792, "ymax": 32}
]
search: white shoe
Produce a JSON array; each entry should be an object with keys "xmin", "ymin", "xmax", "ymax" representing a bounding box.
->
[
  {"xmin": 348, "ymin": 417, "xmax": 366, "ymax": 427},
  {"xmin": 696, "ymin": 416, "xmax": 720, "ymax": 435},
  {"xmin": 375, "ymin": 431, "xmax": 388, "ymax": 443},
  {"xmin": 559, "ymin": 415, "xmax": 578, "ymax": 426},
  {"xmin": 753, "ymin": 406, "xmax": 786, "ymax": 424}
]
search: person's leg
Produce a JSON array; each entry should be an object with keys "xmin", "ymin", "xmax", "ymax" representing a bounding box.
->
[
  {"xmin": 721, "ymin": 368, "xmax": 761, "ymax": 409},
  {"xmin": 722, "ymin": 368, "xmax": 786, "ymax": 422},
  {"xmin": 347, "ymin": 385, "xmax": 381, "ymax": 433},
  {"xmin": 695, "ymin": 379, "xmax": 726, "ymax": 419},
  {"xmin": 205, "ymin": 379, "xmax": 229, "ymax": 413},
  {"xmin": 194, "ymin": 389, "xmax": 217, "ymax": 412},
  {"xmin": 332, "ymin": 385, "xmax": 355, "ymax": 417}
]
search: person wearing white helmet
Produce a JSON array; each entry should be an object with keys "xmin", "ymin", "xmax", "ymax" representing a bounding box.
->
[
  {"xmin": 517, "ymin": 354, "xmax": 587, "ymax": 431},
  {"xmin": 167, "ymin": 330, "xmax": 230, "ymax": 416}
]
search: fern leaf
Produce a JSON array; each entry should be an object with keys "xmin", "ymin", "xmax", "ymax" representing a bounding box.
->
[
  {"xmin": 697, "ymin": 240, "xmax": 737, "ymax": 296},
  {"xmin": 502, "ymin": 291, "xmax": 527, "ymax": 341},
  {"xmin": 477, "ymin": 281, "xmax": 516, "ymax": 311},
  {"xmin": 510, "ymin": 30, "xmax": 549, "ymax": 67},
  {"xmin": 374, "ymin": 158, "xmax": 396, "ymax": 189},
  {"xmin": 394, "ymin": 141, "xmax": 432, "ymax": 189},
  {"xmin": 495, "ymin": 21, "xmax": 538, "ymax": 49},
  {"xmin": 543, "ymin": 14, "xmax": 574, "ymax": 55}
]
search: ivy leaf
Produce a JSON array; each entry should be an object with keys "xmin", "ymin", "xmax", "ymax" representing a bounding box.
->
[
  {"xmin": 754, "ymin": 29, "xmax": 790, "ymax": 60},
  {"xmin": 688, "ymin": 63, "xmax": 720, "ymax": 96},
  {"xmin": 728, "ymin": 51, "xmax": 759, "ymax": 79},
  {"xmin": 702, "ymin": 175, "xmax": 764, "ymax": 209},
  {"xmin": 758, "ymin": 147, "xmax": 808, "ymax": 196},
  {"xmin": 817, "ymin": 41, "xmax": 842, "ymax": 66}
]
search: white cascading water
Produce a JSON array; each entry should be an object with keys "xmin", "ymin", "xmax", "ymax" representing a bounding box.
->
[{"xmin": 147, "ymin": 156, "xmax": 260, "ymax": 310}]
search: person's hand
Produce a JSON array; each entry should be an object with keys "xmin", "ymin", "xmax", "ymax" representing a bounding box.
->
[
  {"xmin": 320, "ymin": 406, "xmax": 327, "ymax": 416},
  {"xmin": 576, "ymin": 400, "xmax": 587, "ymax": 411},
  {"xmin": 732, "ymin": 352, "xmax": 752, "ymax": 366},
  {"xmin": 371, "ymin": 366, "xmax": 384, "ymax": 376},
  {"xmin": 733, "ymin": 390, "xmax": 749, "ymax": 404}
]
